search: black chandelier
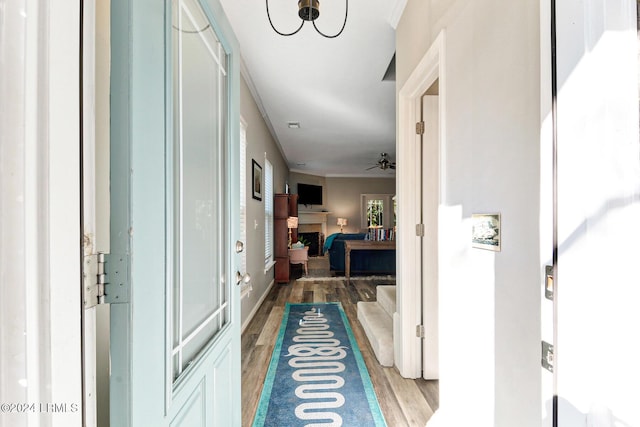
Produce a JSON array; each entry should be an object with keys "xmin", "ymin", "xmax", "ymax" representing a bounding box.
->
[{"xmin": 266, "ymin": 0, "xmax": 348, "ymax": 39}]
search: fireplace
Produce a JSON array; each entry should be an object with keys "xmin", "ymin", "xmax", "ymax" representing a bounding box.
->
[
  {"xmin": 298, "ymin": 232, "xmax": 322, "ymax": 256},
  {"xmin": 297, "ymin": 211, "xmax": 330, "ymax": 256}
]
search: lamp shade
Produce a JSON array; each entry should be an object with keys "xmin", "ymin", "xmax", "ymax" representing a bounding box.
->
[
  {"xmin": 337, "ymin": 218, "xmax": 347, "ymax": 226},
  {"xmin": 287, "ymin": 216, "xmax": 299, "ymax": 228}
]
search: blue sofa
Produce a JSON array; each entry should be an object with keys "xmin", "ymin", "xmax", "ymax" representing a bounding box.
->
[{"xmin": 324, "ymin": 233, "xmax": 396, "ymax": 275}]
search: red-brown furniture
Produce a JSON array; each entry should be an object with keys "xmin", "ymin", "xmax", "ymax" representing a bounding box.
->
[{"xmin": 274, "ymin": 193, "xmax": 298, "ymax": 283}]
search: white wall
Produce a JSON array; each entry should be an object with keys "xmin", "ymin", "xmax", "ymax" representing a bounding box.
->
[
  {"xmin": 397, "ymin": 1, "xmax": 541, "ymax": 426},
  {"xmin": 399, "ymin": 1, "xmax": 640, "ymax": 426}
]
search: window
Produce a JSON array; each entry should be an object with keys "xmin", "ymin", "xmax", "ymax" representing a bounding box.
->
[
  {"xmin": 361, "ymin": 194, "xmax": 395, "ymax": 230},
  {"xmin": 264, "ymin": 157, "xmax": 274, "ymax": 266},
  {"xmin": 239, "ymin": 120, "xmax": 248, "ymax": 294},
  {"xmin": 171, "ymin": 0, "xmax": 229, "ymax": 381},
  {"xmin": 393, "ymin": 196, "xmax": 397, "ymax": 227},
  {"xmin": 366, "ymin": 199, "xmax": 385, "ymax": 228}
]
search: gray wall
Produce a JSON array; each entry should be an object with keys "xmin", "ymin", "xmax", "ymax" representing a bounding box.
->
[
  {"xmin": 240, "ymin": 74, "xmax": 289, "ymax": 328},
  {"xmin": 290, "ymin": 172, "xmax": 395, "ymax": 235}
]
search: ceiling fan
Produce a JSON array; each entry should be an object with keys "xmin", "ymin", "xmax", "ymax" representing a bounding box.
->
[{"xmin": 366, "ymin": 153, "xmax": 396, "ymax": 171}]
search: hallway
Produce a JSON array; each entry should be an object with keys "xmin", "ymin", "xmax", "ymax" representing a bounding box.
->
[{"xmin": 241, "ymin": 258, "xmax": 439, "ymax": 426}]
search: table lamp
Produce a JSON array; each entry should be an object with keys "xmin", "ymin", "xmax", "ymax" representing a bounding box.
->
[
  {"xmin": 287, "ymin": 216, "xmax": 298, "ymax": 248},
  {"xmin": 337, "ymin": 217, "xmax": 347, "ymax": 232}
]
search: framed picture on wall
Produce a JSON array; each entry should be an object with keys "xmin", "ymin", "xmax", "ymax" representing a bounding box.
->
[
  {"xmin": 471, "ymin": 213, "xmax": 501, "ymax": 251},
  {"xmin": 252, "ymin": 159, "xmax": 262, "ymax": 201}
]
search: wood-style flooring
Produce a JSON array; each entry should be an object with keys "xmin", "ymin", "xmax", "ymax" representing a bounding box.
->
[{"xmin": 241, "ymin": 256, "xmax": 439, "ymax": 426}]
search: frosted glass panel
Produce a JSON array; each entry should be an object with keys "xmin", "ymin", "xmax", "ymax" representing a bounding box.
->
[{"xmin": 172, "ymin": 0, "xmax": 228, "ymax": 380}]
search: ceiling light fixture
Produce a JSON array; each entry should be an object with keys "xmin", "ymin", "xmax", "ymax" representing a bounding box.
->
[{"xmin": 266, "ymin": 0, "xmax": 348, "ymax": 39}]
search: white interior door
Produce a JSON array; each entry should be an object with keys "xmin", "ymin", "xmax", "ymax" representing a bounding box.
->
[
  {"xmin": 108, "ymin": 0, "xmax": 242, "ymax": 425},
  {"xmin": 553, "ymin": 1, "xmax": 640, "ymax": 426},
  {"xmin": 421, "ymin": 93, "xmax": 440, "ymax": 380}
]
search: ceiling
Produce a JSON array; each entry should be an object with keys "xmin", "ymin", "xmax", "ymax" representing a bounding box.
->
[{"xmin": 219, "ymin": 0, "xmax": 406, "ymax": 177}]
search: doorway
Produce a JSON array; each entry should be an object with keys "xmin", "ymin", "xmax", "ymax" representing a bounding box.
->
[
  {"xmin": 396, "ymin": 31, "xmax": 445, "ymax": 385},
  {"xmin": 420, "ymin": 84, "xmax": 440, "ymax": 380}
]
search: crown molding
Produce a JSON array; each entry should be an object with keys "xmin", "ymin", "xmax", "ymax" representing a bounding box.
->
[{"xmin": 239, "ymin": 57, "xmax": 288, "ymax": 162}]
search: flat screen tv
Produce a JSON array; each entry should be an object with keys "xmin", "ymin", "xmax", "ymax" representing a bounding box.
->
[{"xmin": 297, "ymin": 183, "xmax": 323, "ymax": 206}]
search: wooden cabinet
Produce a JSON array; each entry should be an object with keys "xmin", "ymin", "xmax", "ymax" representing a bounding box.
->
[{"xmin": 274, "ymin": 193, "xmax": 298, "ymax": 283}]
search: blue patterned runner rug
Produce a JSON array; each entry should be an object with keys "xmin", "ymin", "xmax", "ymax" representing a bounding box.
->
[{"xmin": 252, "ymin": 302, "xmax": 387, "ymax": 427}]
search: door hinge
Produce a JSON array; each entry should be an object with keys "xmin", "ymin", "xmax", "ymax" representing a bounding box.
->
[
  {"xmin": 416, "ymin": 324, "xmax": 425, "ymax": 338},
  {"xmin": 541, "ymin": 341, "xmax": 554, "ymax": 372},
  {"xmin": 416, "ymin": 223, "xmax": 425, "ymax": 237},
  {"xmin": 416, "ymin": 121, "xmax": 425, "ymax": 135},
  {"xmin": 83, "ymin": 252, "xmax": 130, "ymax": 308}
]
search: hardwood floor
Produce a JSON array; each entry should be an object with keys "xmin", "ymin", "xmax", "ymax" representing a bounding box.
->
[{"xmin": 241, "ymin": 257, "xmax": 439, "ymax": 426}]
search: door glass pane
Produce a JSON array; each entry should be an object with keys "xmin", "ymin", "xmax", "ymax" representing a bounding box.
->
[{"xmin": 171, "ymin": 0, "xmax": 228, "ymax": 381}]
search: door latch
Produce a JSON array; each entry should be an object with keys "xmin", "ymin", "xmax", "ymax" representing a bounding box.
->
[
  {"xmin": 545, "ymin": 265, "xmax": 554, "ymax": 300},
  {"xmin": 541, "ymin": 341, "xmax": 554, "ymax": 372}
]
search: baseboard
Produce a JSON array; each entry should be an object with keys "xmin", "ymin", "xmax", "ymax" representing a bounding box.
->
[{"xmin": 241, "ymin": 278, "xmax": 275, "ymax": 334}]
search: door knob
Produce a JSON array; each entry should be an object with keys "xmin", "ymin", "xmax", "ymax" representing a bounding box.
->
[
  {"xmin": 235, "ymin": 240, "xmax": 245, "ymax": 253},
  {"xmin": 236, "ymin": 271, "xmax": 251, "ymax": 286}
]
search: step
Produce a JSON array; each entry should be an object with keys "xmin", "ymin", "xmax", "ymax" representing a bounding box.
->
[
  {"xmin": 376, "ymin": 285, "xmax": 396, "ymax": 318},
  {"xmin": 357, "ymin": 301, "xmax": 394, "ymax": 367}
]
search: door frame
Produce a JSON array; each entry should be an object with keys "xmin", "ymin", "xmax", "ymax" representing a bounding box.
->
[
  {"xmin": 396, "ymin": 30, "xmax": 446, "ymax": 379},
  {"xmin": 420, "ymin": 94, "xmax": 440, "ymax": 380},
  {"xmin": 0, "ymin": 1, "xmax": 83, "ymax": 426},
  {"xmin": 539, "ymin": 0, "xmax": 555, "ymax": 424}
]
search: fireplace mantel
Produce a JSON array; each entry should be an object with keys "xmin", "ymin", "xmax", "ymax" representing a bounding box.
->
[
  {"xmin": 298, "ymin": 211, "xmax": 332, "ymax": 223},
  {"xmin": 298, "ymin": 211, "xmax": 332, "ymax": 236}
]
